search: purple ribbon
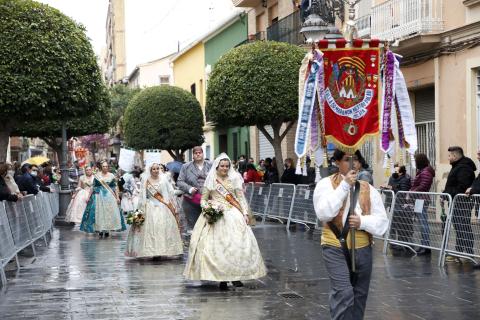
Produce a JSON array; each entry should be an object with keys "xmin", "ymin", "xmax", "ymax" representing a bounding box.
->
[{"xmin": 381, "ymin": 50, "xmax": 395, "ymax": 152}]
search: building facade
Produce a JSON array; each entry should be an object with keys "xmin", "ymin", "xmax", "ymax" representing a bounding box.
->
[
  {"xmin": 102, "ymin": 0, "xmax": 127, "ymax": 86},
  {"xmin": 127, "ymin": 53, "xmax": 175, "ymax": 89}
]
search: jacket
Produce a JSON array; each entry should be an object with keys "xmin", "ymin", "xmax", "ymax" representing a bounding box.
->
[
  {"xmin": 16, "ymin": 172, "xmax": 38, "ymax": 195},
  {"xmin": 469, "ymin": 168, "xmax": 480, "ymax": 195},
  {"xmin": 0, "ymin": 176, "xmax": 18, "ymax": 202},
  {"xmin": 443, "ymin": 157, "xmax": 476, "ymax": 197},
  {"xmin": 176, "ymin": 160, "xmax": 212, "ymax": 195},
  {"xmin": 388, "ymin": 174, "xmax": 411, "ymax": 193},
  {"xmin": 243, "ymin": 169, "xmax": 262, "ymax": 183},
  {"xmin": 281, "ymin": 167, "xmax": 300, "ymax": 185},
  {"xmin": 411, "ymin": 166, "xmax": 435, "ymax": 192}
]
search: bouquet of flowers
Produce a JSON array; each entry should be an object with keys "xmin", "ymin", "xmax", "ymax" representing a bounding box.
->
[
  {"xmin": 201, "ymin": 201, "xmax": 224, "ymax": 225},
  {"xmin": 126, "ymin": 209, "xmax": 145, "ymax": 227}
]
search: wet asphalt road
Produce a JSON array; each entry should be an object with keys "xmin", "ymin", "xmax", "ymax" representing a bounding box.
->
[{"xmin": 1, "ymin": 223, "xmax": 480, "ymax": 320}]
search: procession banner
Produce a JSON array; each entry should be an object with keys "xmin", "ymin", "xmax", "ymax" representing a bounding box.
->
[
  {"xmin": 119, "ymin": 148, "xmax": 135, "ymax": 172},
  {"xmin": 322, "ymin": 47, "xmax": 380, "ymax": 150},
  {"xmin": 144, "ymin": 150, "xmax": 162, "ymax": 167}
]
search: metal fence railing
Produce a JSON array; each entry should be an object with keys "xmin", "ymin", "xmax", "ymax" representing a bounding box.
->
[
  {"xmin": 0, "ymin": 188, "xmax": 58, "ymax": 288},
  {"xmin": 263, "ymin": 183, "xmax": 295, "ymax": 224},
  {"xmin": 250, "ymin": 183, "xmax": 271, "ymax": 218},
  {"xmin": 382, "ymin": 191, "xmax": 452, "ymax": 263},
  {"xmin": 440, "ymin": 194, "xmax": 480, "ymax": 265},
  {"xmin": 287, "ymin": 184, "xmax": 317, "ymax": 229},
  {"xmin": 376, "ymin": 189, "xmax": 395, "ymax": 240}
]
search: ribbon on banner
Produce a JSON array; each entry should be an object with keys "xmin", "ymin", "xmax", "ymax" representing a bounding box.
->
[
  {"xmin": 380, "ymin": 50, "xmax": 395, "ymax": 154},
  {"xmin": 294, "ymin": 52, "xmax": 323, "ymax": 158}
]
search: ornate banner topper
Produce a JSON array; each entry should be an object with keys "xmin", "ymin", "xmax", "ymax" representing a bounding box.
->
[{"xmin": 322, "ymin": 47, "xmax": 380, "ymax": 149}]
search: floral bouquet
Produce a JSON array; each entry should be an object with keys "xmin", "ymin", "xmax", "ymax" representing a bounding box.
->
[
  {"xmin": 126, "ymin": 209, "xmax": 145, "ymax": 227},
  {"xmin": 201, "ymin": 201, "xmax": 224, "ymax": 225}
]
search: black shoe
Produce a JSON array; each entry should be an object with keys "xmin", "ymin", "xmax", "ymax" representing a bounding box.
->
[
  {"xmin": 99, "ymin": 232, "xmax": 104, "ymax": 238},
  {"xmin": 104, "ymin": 232, "xmax": 110, "ymax": 238},
  {"xmin": 219, "ymin": 282, "xmax": 228, "ymax": 290},
  {"xmin": 416, "ymin": 248, "xmax": 431, "ymax": 256},
  {"xmin": 232, "ymin": 281, "xmax": 243, "ymax": 287}
]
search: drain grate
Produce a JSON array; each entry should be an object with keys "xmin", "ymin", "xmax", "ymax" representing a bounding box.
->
[{"xmin": 278, "ymin": 292, "xmax": 304, "ymax": 299}]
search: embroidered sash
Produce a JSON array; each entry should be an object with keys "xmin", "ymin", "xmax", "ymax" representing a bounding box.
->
[
  {"xmin": 215, "ymin": 178, "xmax": 244, "ymax": 214},
  {"xmin": 94, "ymin": 174, "xmax": 117, "ymax": 199},
  {"xmin": 146, "ymin": 180, "xmax": 181, "ymax": 230}
]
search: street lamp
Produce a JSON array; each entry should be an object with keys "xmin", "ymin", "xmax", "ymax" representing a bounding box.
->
[{"xmin": 299, "ymin": 1, "xmax": 330, "ymax": 43}]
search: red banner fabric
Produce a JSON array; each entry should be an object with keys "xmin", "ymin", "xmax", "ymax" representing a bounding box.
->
[{"xmin": 322, "ymin": 48, "xmax": 380, "ymax": 149}]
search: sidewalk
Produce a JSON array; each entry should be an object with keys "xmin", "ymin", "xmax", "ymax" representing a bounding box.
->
[{"xmin": 0, "ymin": 224, "xmax": 479, "ymax": 319}]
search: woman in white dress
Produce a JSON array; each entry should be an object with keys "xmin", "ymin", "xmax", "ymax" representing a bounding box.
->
[
  {"xmin": 184, "ymin": 153, "xmax": 266, "ymax": 290},
  {"xmin": 121, "ymin": 171, "xmax": 140, "ymax": 214},
  {"xmin": 125, "ymin": 163, "xmax": 183, "ymax": 258},
  {"xmin": 66, "ymin": 166, "xmax": 94, "ymax": 224}
]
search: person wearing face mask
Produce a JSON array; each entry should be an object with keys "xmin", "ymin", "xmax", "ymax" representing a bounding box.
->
[
  {"xmin": 125, "ymin": 163, "xmax": 183, "ymax": 259},
  {"xmin": 16, "ymin": 164, "xmax": 39, "ymax": 195},
  {"xmin": 32, "ymin": 165, "xmax": 52, "ymax": 193},
  {"xmin": 184, "ymin": 153, "xmax": 266, "ymax": 290},
  {"xmin": 0, "ymin": 163, "xmax": 19, "ymax": 202}
]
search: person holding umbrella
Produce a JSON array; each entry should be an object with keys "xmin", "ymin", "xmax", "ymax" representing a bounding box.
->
[{"xmin": 313, "ymin": 149, "xmax": 389, "ymax": 320}]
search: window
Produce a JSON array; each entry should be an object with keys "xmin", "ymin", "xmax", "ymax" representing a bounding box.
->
[
  {"xmin": 206, "ymin": 145, "xmax": 211, "ymax": 160},
  {"xmin": 159, "ymin": 75, "xmax": 170, "ymax": 85},
  {"xmin": 190, "ymin": 83, "xmax": 196, "ymax": 96}
]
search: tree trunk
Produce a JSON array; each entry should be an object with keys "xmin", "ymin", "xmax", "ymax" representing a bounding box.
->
[
  {"xmin": 0, "ymin": 121, "xmax": 14, "ymax": 163},
  {"xmin": 167, "ymin": 150, "xmax": 177, "ymax": 161},
  {"xmin": 257, "ymin": 121, "xmax": 295, "ymax": 178}
]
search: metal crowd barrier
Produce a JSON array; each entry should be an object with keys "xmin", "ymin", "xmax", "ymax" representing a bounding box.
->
[
  {"xmin": 244, "ymin": 183, "xmax": 254, "ymax": 206},
  {"xmin": 287, "ymin": 184, "xmax": 317, "ymax": 229},
  {"xmin": 250, "ymin": 183, "xmax": 271, "ymax": 217},
  {"xmin": 375, "ymin": 189, "xmax": 395, "ymax": 240},
  {"xmin": 0, "ymin": 189, "xmax": 58, "ymax": 288},
  {"xmin": 262, "ymin": 183, "xmax": 295, "ymax": 223},
  {"xmin": 440, "ymin": 194, "xmax": 480, "ymax": 265},
  {"xmin": 382, "ymin": 191, "xmax": 452, "ymax": 263}
]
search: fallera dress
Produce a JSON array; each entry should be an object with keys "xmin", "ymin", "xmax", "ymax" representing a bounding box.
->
[
  {"xmin": 183, "ymin": 178, "xmax": 266, "ymax": 281},
  {"xmin": 125, "ymin": 174, "xmax": 183, "ymax": 258},
  {"xmin": 80, "ymin": 173, "xmax": 126, "ymax": 233},
  {"xmin": 65, "ymin": 175, "xmax": 94, "ymax": 224}
]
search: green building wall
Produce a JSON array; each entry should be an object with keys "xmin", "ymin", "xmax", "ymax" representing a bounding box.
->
[{"xmin": 205, "ymin": 15, "xmax": 249, "ymax": 160}]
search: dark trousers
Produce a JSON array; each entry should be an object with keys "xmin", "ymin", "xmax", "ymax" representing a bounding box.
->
[
  {"xmin": 452, "ymin": 205, "xmax": 474, "ymax": 254},
  {"xmin": 182, "ymin": 198, "xmax": 201, "ymax": 230},
  {"xmin": 322, "ymin": 245, "xmax": 372, "ymax": 320},
  {"xmin": 390, "ymin": 202, "xmax": 414, "ymax": 243}
]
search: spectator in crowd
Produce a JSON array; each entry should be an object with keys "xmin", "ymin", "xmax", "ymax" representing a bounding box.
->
[
  {"xmin": 0, "ymin": 163, "xmax": 19, "ymax": 202},
  {"xmin": 354, "ymin": 150, "xmax": 374, "ymax": 185},
  {"xmin": 263, "ymin": 157, "xmax": 279, "ymax": 184},
  {"xmin": 466, "ymin": 149, "xmax": 480, "ymax": 196},
  {"xmin": 243, "ymin": 163, "xmax": 262, "ymax": 183},
  {"xmin": 281, "ymin": 158, "xmax": 299, "ymax": 184},
  {"xmin": 301, "ymin": 157, "xmax": 316, "ymax": 185},
  {"xmin": 410, "ymin": 154, "xmax": 435, "ymax": 255},
  {"xmin": 384, "ymin": 164, "xmax": 413, "ymax": 252},
  {"xmin": 237, "ymin": 155, "xmax": 247, "ymax": 176},
  {"xmin": 16, "ymin": 164, "xmax": 38, "ymax": 195},
  {"xmin": 13, "ymin": 161, "xmax": 22, "ymax": 180},
  {"xmin": 258, "ymin": 159, "xmax": 266, "ymax": 172},
  {"xmin": 2, "ymin": 162, "xmax": 22, "ymax": 198},
  {"xmin": 43, "ymin": 163, "xmax": 54, "ymax": 185},
  {"xmin": 248, "ymin": 157, "xmax": 255, "ymax": 165},
  {"xmin": 32, "ymin": 165, "xmax": 52, "ymax": 193},
  {"xmin": 443, "ymin": 146, "xmax": 476, "ymax": 259}
]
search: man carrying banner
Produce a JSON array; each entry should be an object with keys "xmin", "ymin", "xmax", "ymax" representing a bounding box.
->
[{"xmin": 313, "ymin": 149, "xmax": 388, "ymax": 320}]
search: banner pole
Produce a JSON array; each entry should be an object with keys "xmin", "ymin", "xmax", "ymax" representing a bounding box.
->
[{"xmin": 349, "ymin": 155, "xmax": 356, "ymax": 272}]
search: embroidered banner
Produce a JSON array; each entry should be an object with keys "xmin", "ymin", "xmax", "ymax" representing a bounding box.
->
[{"xmin": 322, "ymin": 48, "xmax": 380, "ymax": 149}]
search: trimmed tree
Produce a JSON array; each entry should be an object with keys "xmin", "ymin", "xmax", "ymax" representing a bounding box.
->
[
  {"xmin": 123, "ymin": 86, "xmax": 204, "ymax": 159},
  {"xmin": 12, "ymin": 90, "xmax": 112, "ymax": 161},
  {"xmin": 206, "ymin": 41, "xmax": 305, "ymax": 175},
  {"xmin": 0, "ymin": 0, "xmax": 105, "ymax": 162}
]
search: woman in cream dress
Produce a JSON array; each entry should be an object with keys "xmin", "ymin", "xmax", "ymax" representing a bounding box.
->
[
  {"xmin": 125, "ymin": 163, "xmax": 183, "ymax": 258},
  {"xmin": 184, "ymin": 153, "xmax": 266, "ymax": 290},
  {"xmin": 66, "ymin": 166, "xmax": 94, "ymax": 224}
]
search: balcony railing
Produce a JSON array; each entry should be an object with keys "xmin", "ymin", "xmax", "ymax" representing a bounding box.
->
[
  {"xmin": 371, "ymin": 0, "xmax": 443, "ymax": 41},
  {"xmin": 266, "ymin": 10, "xmax": 304, "ymax": 45},
  {"xmin": 355, "ymin": 14, "xmax": 371, "ymax": 38}
]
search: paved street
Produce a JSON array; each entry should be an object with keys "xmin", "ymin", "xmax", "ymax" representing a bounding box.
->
[{"xmin": 1, "ymin": 223, "xmax": 480, "ymax": 320}]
